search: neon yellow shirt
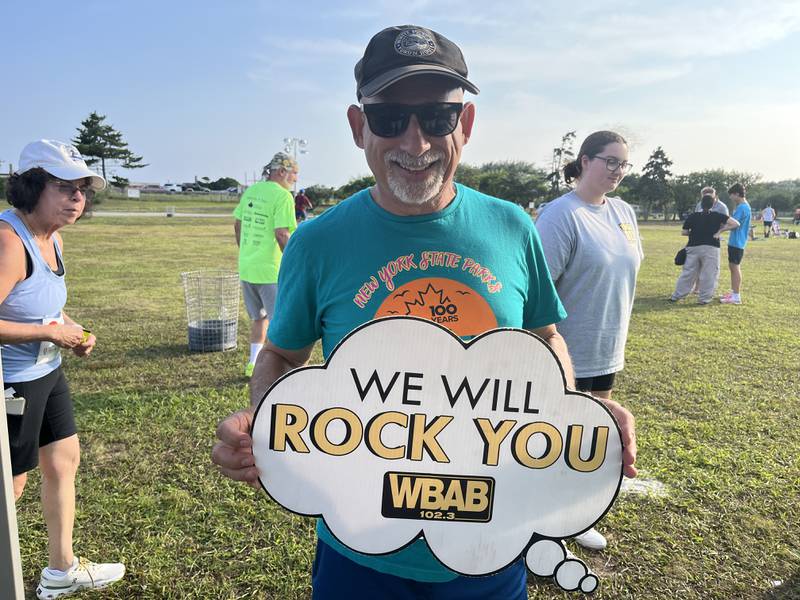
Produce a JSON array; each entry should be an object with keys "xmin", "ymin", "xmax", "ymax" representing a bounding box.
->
[{"xmin": 233, "ymin": 181, "xmax": 297, "ymax": 283}]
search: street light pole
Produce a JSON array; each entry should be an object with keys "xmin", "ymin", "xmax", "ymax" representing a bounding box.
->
[{"xmin": 283, "ymin": 137, "xmax": 308, "ymax": 193}]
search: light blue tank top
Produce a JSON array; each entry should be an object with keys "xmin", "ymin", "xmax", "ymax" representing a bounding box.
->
[{"xmin": 0, "ymin": 209, "xmax": 67, "ymax": 382}]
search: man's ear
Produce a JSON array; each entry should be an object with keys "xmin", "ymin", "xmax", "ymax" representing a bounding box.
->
[
  {"xmin": 459, "ymin": 102, "xmax": 476, "ymax": 145},
  {"xmin": 347, "ymin": 105, "xmax": 366, "ymax": 149}
]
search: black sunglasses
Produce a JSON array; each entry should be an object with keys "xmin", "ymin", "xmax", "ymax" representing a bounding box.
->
[{"xmin": 362, "ymin": 102, "xmax": 464, "ymax": 138}]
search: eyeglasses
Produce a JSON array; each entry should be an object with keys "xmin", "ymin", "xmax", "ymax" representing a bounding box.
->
[
  {"xmin": 362, "ymin": 102, "xmax": 464, "ymax": 138},
  {"xmin": 592, "ymin": 155, "xmax": 633, "ymax": 174},
  {"xmin": 49, "ymin": 179, "xmax": 95, "ymax": 200}
]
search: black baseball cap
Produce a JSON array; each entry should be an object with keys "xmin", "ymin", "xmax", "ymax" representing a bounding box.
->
[{"xmin": 355, "ymin": 25, "xmax": 480, "ymax": 100}]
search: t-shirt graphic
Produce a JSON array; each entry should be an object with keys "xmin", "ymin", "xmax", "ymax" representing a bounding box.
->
[{"xmin": 375, "ymin": 277, "xmax": 497, "ymax": 335}]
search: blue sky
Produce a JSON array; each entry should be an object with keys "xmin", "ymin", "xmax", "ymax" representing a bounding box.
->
[{"xmin": 1, "ymin": 0, "xmax": 799, "ymax": 189}]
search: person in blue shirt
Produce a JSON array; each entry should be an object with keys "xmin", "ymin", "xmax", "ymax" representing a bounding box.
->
[
  {"xmin": 212, "ymin": 24, "xmax": 638, "ymax": 600},
  {"xmin": 720, "ymin": 183, "xmax": 752, "ymax": 305}
]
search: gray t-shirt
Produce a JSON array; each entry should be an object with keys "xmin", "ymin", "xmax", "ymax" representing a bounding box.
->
[
  {"xmin": 535, "ymin": 191, "xmax": 643, "ymax": 378},
  {"xmin": 694, "ymin": 199, "xmax": 729, "ymax": 215}
]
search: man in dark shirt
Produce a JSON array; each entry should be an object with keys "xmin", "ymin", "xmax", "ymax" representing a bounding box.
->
[{"xmin": 294, "ymin": 188, "xmax": 313, "ymax": 222}]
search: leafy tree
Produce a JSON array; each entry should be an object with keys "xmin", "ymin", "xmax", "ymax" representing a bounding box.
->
[
  {"xmin": 207, "ymin": 177, "xmax": 240, "ymax": 191},
  {"xmin": 110, "ymin": 175, "xmax": 130, "ymax": 189},
  {"xmin": 684, "ymin": 169, "xmax": 760, "ymax": 208},
  {"xmin": 637, "ymin": 147, "xmax": 673, "ymax": 220},
  {"xmin": 454, "ymin": 164, "xmax": 482, "ymax": 189},
  {"xmin": 749, "ymin": 179, "xmax": 798, "ymax": 213},
  {"xmin": 335, "ymin": 175, "xmax": 376, "ymax": 199},
  {"xmin": 670, "ymin": 175, "xmax": 698, "ymax": 220},
  {"xmin": 303, "ymin": 184, "xmax": 336, "ymax": 205},
  {"xmin": 474, "ymin": 161, "xmax": 549, "ymax": 206},
  {"xmin": 72, "ymin": 112, "xmax": 147, "ymax": 181},
  {"xmin": 614, "ymin": 172, "xmax": 640, "ymax": 201},
  {"xmin": 545, "ymin": 131, "xmax": 576, "ymax": 199}
]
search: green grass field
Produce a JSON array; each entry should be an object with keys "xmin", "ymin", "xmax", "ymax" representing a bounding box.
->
[
  {"xmin": 93, "ymin": 193, "xmax": 239, "ymax": 213},
  {"xmin": 12, "ymin": 217, "xmax": 800, "ymax": 599}
]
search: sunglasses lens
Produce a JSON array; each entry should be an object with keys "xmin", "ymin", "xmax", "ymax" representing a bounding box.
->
[
  {"xmin": 365, "ymin": 107, "xmax": 409, "ymax": 138},
  {"xmin": 418, "ymin": 105, "xmax": 461, "ymax": 136}
]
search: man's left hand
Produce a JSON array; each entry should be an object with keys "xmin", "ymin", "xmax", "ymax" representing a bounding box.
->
[{"xmin": 599, "ymin": 397, "xmax": 637, "ymax": 478}]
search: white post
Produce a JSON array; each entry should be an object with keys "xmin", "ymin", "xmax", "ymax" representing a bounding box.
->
[{"xmin": 1, "ymin": 354, "xmax": 25, "ymax": 599}]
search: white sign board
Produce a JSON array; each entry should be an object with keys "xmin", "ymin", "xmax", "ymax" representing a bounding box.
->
[
  {"xmin": 252, "ymin": 317, "xmax": 623, "ymax": 592},
  {"xmin": 127, "ymin": 189, "xmax": 140, "ymax": 199}
]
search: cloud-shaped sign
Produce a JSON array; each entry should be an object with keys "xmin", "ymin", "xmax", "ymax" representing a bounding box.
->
[{"xmin": 251, "ymin": 317, "xmax": 622, "ymax": 579}]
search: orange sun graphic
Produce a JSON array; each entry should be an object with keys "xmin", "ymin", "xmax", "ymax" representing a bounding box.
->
[{"xmin": 374, "ymin": 277, "xmax": 497, "ymax": 337}]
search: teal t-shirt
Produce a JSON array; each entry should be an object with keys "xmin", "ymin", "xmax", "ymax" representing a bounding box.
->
[
  {"xmin": 728, "ymin": 201, "xmax": 752, "ymax": 249},
  {"xmin": 268, "ymin": 183, "xmax": 566, "ymax": 582},
  {"xmin": 233, "ymin": 181, "xmax": 297, "ymax": 284}
]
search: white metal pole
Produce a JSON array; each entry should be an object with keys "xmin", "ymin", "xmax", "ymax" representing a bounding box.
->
[{"xmin": 1, "ymin": 354, "xmax": 25, "ymax": 599}]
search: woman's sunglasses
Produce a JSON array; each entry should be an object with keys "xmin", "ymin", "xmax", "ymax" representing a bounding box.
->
[{"xmin": 362, "ymin": 102, "xmax": 464, "ymax": 138}]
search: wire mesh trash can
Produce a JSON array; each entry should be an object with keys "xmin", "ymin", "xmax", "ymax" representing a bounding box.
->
[{"xmin": 181, "ymin": 270, "xmax": 239, "ymax": 352}]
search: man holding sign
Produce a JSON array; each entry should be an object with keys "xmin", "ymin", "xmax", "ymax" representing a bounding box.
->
[{"xmin": 213, "ymin": 24, "xmax": 637, "ymax": 599}]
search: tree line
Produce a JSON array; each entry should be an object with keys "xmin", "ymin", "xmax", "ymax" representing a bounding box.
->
[
  {"xmin": 6, "ymin": 114, "xmax": 797, "ymax": 218},
  {"xmin": 305, "ymin": 133, "xmax": 799, "ymax": 219}
]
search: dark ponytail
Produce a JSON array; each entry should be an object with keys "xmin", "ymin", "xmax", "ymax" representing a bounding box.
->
[
  {"xmin": 563, "ymin": 130, "xmax": 627, "ymax": 184},
  {"xmin": 563, "ymin": 160, "xmax": 581, "ymax": 184}
]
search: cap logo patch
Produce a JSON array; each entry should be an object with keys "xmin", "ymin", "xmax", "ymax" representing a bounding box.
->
[
  {"xmin": 394, "ymin": 29, "xmax": 436, "ymax": 57},
  {"xmin": 66, "ymin": 146, "xmax": 83, "ymax": 161}
]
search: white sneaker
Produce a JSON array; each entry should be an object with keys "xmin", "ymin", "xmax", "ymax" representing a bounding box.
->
[
  {"xmin": 574, "ymin": 528, "xmax": 607, "ymax": 550},
  {"xmin": 36, "ymin": 557, "xmax": 125, "ymax": 599}
]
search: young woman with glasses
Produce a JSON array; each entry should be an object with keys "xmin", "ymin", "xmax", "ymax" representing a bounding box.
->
[{"xmin": 535, "ymin": 130, "xmax": 643, "ymax": 551}]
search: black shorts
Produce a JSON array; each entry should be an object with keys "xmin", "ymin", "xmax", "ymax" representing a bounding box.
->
[
  {"xmin": 764, "ymin": 221, "xmax": 773, "ymax": 228},
  {"xmin": 728, "ymin": 246, "xmax": 745, "ymax": 265},
  {"xmin": 575, "ymin": 372, "xmax": 616, "ymax": 393},
  {"xmin": 5, "ymin": 367, "xmax": 76, "ymax": 476}
]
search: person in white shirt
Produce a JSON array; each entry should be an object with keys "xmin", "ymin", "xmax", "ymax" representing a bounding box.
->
[{"xmin": 761, "ymin": 205, "xmax": 776, "ymax": 238}]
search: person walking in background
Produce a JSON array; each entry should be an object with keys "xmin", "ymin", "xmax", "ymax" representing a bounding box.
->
[
  {"xmin": 761, "ymin": 204, "xmax": 776, "ymax": 238},
  {"xmin": 1, "ymin": 140, "xmax": 125, "ymax": 598},
  {"xmin": 233, "ymin": 152, "xmax": 298, "ymax": 377},
  {"xmin": 670, "ymin": 194, "xmax": 740, "ymax": 304},
  {"xmin": 721, "ymin": 183, "xmax": 752, "ymax": 305},
  {"xmin": 535, "ymin": 130, "xmax": 642, "ymax": 551},
  {"xmin": 294, "ymin": 188, "xmax": 313, "ymax": 223},
  {"xmin": 694, "ymin": 186, "xmax": 729, "ymax": 216}
]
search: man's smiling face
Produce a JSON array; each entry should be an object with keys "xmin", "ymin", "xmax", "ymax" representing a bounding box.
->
[{"xmin": 348, "ymin": 74, "xmax": 474, "ymax": 215}]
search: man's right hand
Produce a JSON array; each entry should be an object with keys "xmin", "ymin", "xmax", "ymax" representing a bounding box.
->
[{"xmin": 211, "ymin": 408, "xmax": 260, "ymax": 488}]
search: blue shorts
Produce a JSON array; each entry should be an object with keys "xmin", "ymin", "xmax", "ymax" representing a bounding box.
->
[{"xmin": 311, "ymin": 539, "xmax": 527, "ymax": 600}]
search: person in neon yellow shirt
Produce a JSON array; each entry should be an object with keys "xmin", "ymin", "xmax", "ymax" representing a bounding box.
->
[{"xmin": 233, "ymin": 152, "xmax": 298, "ymax": 376}]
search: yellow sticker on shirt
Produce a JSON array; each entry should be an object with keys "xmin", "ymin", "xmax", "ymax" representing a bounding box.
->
[{"xmin": 619, "ymin": 222, "xmax": 636, "ymax": 243}]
